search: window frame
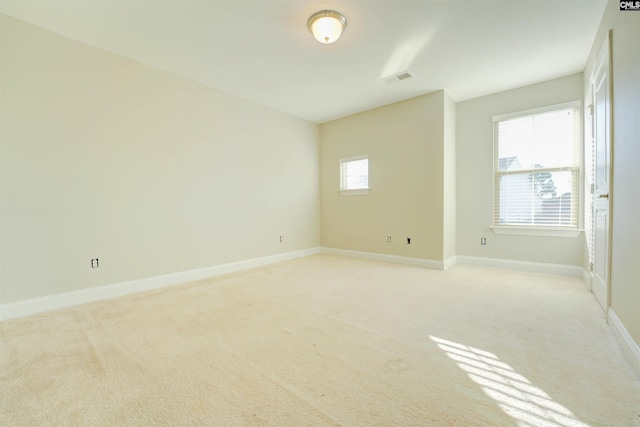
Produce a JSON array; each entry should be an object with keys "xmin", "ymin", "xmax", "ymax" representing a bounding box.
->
[
  {"xmin": 491, "ymin": 101, "xmax": 583, "ymax": 237},
  {"xmin": 339, "ymin": 155, "xmax": 369, "ymax": 196}
]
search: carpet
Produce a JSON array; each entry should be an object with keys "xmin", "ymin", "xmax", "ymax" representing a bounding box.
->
[{"xmin": 1, "ymin": 254, "xmax": 639, "ymax": 426}]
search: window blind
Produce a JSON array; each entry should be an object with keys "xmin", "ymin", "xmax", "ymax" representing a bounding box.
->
[
  {"xmin": 584, "ymin": 104, "xmax": 595, "ymax": 269},
  {"xmin": 340, "ymin": 156, "xmax": 368, "ymax": 191},
  {"xmin": 493, "ymin": 104, "xmax": 580, "ymax": 228}
]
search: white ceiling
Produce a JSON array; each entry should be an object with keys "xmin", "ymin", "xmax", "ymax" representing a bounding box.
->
[{"xmin": 0, "ymin": 0, "xmax": 607, "ymax": 123}]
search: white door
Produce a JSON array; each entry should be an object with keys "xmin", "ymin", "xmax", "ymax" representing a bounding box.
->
[{"xmin": 591, "ymin": 33, "xmax": 611, "ymax": 313}]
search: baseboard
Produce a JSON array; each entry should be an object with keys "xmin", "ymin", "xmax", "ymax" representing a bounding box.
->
[
  {"xmin": 609, "ymin": 309, "xmax": 640, "ymax": 377},
  {"xmin": 455, "ymin": 255, "xmax": 586, "ymax": 277},
  {"xmin": 0, "ymin": 248, "xmax": 321, "ymax": 322},
  {"xmin": 320, "ymin": 247, "xmax": 445, "ymax": 270},
  {"xmin": 443, "ymin": 256, "xmax": 457, "ymax": 270}
]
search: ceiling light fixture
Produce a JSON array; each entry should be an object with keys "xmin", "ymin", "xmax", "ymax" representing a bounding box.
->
[{"xmin": 307, "ymin": 10, "xmax": 347, "ymax": 44}]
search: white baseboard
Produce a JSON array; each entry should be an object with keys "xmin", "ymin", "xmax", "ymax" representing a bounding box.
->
[
  {"xmin": 0, "ymin": 248, "xmax": 320, "ymax": 322},
  {"xmin": 455, "ymin": 255, "xmax": 586, "ymax": 278},
  {"xmin": 609, "ymin": 309, "xmax": 640, "ymax": 377},
  {"xmin": 320, "ymin": 247, "xmax": 445, "ymax": 270},
  {"xmin": 318, "ymin": 250, "xmax": 585, "ymax": 276},
  {"xmin": 443, "ymin": 256, "xmax": 457, "ymax": 270}
]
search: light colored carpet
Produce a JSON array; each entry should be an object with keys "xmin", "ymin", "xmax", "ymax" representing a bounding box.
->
[{"xmin": 1, "ymin": 254, "xmax": 639, "ymax": 426}]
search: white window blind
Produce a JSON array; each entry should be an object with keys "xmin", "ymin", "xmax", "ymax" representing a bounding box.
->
[
  {"xmin": 339, "ymin": 155, "xmax": 368, "ymax": 194},
  {"xmin": 493, "ymin": 103, "xmax": 580, "ymax": 228},
  {"xmin": 584, "ymin": 104, "xmax": 595, "ymax": 268}
]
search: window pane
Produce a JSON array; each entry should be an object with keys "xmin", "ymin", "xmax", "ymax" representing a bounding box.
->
[
  {"xmin": 532, "ymin": 109, "xmax": 576, "ymax": 168},
  {"xmin": 498, "ymin": 108, "xmax": 575, "ymax": 171},
  {"xmin": 498, "ymin": 116, "xmax": 534, "ymax": 171},
  {"xmin": 497, "ymin": 170, "xmax": 576, "ymax": 226},
  {"xmin": 341, "ymin": 158, "xmax": 368, "ymax": 190}
]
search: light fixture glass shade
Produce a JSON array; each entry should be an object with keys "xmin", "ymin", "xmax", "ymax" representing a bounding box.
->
[{"xmin": 307, "ymin": 10, "xmax": 347, "ymax": 44}]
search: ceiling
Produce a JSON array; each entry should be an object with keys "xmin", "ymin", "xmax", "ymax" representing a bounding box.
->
[{"xmin": 0, "ymin": 0, "xmax": 607, "ymax": 123}]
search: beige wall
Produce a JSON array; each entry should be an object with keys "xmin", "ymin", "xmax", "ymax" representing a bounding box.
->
[
  {"xmin": 584, "ymin": 1, "xmax": 640, "ymax": 353},
  {"xmin": 320, "ymin": 91, "xmax": 449, "ymax": 262},
  {"xmin": 0, "ymin": 15, "xmax": 320, "ymax": 303},
  {"xmin": 456, "ymin": 74, "xmax": 584, "ymax": 265}
]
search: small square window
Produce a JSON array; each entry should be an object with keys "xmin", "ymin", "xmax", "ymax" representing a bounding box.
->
[{"xmin": 339, "ymin": 155, "xmax": 368, "ymax": 195}]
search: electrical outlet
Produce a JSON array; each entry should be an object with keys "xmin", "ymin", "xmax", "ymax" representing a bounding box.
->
[
  {"xmin": 279, "ymin": 235, "xmax": 284, "ymax": 243},
  {"xmin": 481, "ymin": 237, "xmax": 487, "ymax": 245},
  {"xmin": 406, "ymin": 237, "xmax": 411, "ymax": 245},
  {"xmin": 387, "ymin": 236, "xmax": 392, "ymax": 243},
  {"xmin": 91, "ymin": 258, "xmax": 99, "ymax": 268}
]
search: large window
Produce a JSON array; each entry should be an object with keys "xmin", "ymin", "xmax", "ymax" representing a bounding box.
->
[
  {"xmin": 339, "ymin": 155, "xmax": 368, "ymax": 195},
  {"xmin": 493, "ymin": 102, "xmax": 580, "ymax": 231}
]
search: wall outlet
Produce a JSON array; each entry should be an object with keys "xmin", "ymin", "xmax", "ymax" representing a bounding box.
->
[
  {"xmin": 481, "ymin": 237, "xmax": 487, "ymax": 245},
  {"xmin": 406, "ymin": 237, "xmax": 411, "ymax": 244},
  {"xmin": 387, "ymin": 236, "xmax": 392, "ymax": 243},
  {"xmin": 91, "ymin": 258, "xmax": 99, "ymax": 268},
  {"xmin": 279, "ymin": 235, "xmax": 284, "ymax": 243}
]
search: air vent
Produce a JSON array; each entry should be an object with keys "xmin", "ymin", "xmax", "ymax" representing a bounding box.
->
[{"xmin": 381, "ymin": 70, "xmax": 414, "ymax": 85}]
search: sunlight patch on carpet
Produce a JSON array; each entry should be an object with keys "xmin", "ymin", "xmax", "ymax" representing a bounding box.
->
[{"xmin": 430, "ymin": 336, "xmax": 591, "ymax": 427}]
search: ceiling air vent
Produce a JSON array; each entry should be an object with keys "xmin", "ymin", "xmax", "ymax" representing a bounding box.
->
[{"xmin": 381, "ymin": 70, "xmax": 414, "ymax": 85}]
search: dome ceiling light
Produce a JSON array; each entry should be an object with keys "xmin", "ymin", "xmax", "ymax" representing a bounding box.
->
[{"xmin": 307, "ymin": 10, "xmax": 347, "ymax": 44}]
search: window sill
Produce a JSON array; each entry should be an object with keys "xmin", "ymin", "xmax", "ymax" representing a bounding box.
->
[
  {"xmin": 491, "ymin": 226, "xmax": 583, "ymax": 238},
  {"xmin": 339, "ymin": 188, "xmax": 369, "ymax": 196}
]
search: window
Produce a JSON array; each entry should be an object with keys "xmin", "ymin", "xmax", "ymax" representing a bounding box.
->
[
  {"xmin": 339, "ymin": 155, "xmax": 368, "ymax": 195},
  {"xmin": 493, "ymin": 102, "xmax": 580, "ymax": 233}
]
